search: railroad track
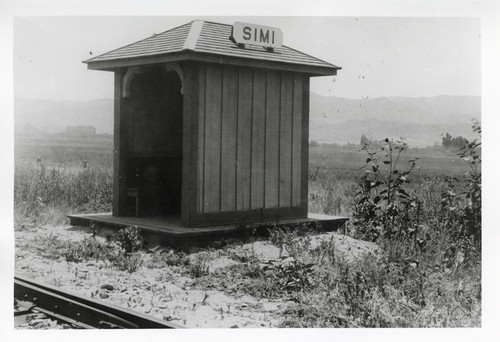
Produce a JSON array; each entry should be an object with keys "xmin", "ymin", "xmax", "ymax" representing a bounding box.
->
[{"xmin": 14, "ymin": 275, "xmax": 182, "ymax": 329}]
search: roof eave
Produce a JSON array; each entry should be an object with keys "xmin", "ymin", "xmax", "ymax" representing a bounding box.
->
[
  {"xmin": 83, "ymin": 51, "xmax": 188, "ymax": 72},
  {"xmin": 84, "ymin": 50, "xmax": 340, "ymax": 76}
]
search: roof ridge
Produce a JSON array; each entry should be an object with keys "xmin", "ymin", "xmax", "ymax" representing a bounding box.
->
[
  {"xmin": 83, "ymin": 21, "xmax": 192, "ymax": 64},
  {"xmin": 183, "ymin": 20, "xmax": 204, "ymax": 51},
  {"xmin": 201, "ymin": 20, "xmax": 233, "ymax": 27}
]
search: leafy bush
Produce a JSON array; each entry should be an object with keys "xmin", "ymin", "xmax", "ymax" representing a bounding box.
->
[
  {"xmin": 433, "ymin": 121, "xmax": 481, "ymax": 267},
  {"xmin": 264, "ymin": 258, "xmax": 315, "ymax": 292},
  {"xmin": 63, "ymin": 236, "xmax": 114, "ymax": 263},
  {"xmin": 117, "ymin": 226, "xmax": 144, "ymax": 253},
  {"xmin": 350, "ymin": 138, "xmax": 420, "ymax": 241},
  {"xmin": 276, "ymin": 122, "xmax": 481, "ymax": 327},
  {"xmin": 350, "ymin": 122, "xmax": 481, "ymax": 263},
  {"xmin": 454, "ymin": 120, "xmax": 481, "ymax": 245},
  {"xmin": 113, "ymin": 253, "xmax": 142, "ymax": 273},
  {"xmin": 188, "ymin": 252, "xmax": 211, "ymax": 278},
  {"xmin": 147, "ymin": 250, "xmax": 190, "ymax": 269}
]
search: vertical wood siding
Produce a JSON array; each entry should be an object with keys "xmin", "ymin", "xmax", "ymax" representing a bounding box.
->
[
  {"xmin": 181, "ymin": 62, "xmax": 198, "ymax": 225},
  {"xmin": 236, "ymin": 68, "xmax": 253, "ymax": 211},
  {"xmin": 250, "ymin": 69, "xmax": 266, "ymax": 209},
  {"xmin": 279, "ymin": 72, "xmax": 293, "ymax": 207},
  {"xmin": 204, "ymin": 64, "xmax": 222, "ymax": 213},
  {"xmin": 264, "ymin": 70, "xmax": 281, "ymax": 208},
  {"xmin": 220, "ymin": 65, "xmax": 238, "ymax": 212},
  {"xmin": 197, "ymin": 65, "xmax": 206, "ymax": 212},
  {"xmin": 197, "ymin": 63, "xmax": 306, "ymax": 214}
]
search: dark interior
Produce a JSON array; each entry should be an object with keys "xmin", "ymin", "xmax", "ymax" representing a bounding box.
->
[{"xmin": 125, "ymin": 67, "xmax": 183, "ymax": 216}]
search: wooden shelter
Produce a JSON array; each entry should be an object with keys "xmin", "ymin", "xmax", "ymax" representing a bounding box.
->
[{"xmin": 84, "ymin": 20, "xmax": 340, "ymax": 228}]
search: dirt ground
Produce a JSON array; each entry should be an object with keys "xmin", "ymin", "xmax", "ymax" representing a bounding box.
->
[{"xmin": 14, "ymin": 224, "xmax": 377, "ymax": 328}]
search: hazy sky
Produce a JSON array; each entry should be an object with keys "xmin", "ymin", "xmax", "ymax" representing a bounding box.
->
[{"xmin": 14, "ymin": 16, "xmax": 480, "ymax": 101}]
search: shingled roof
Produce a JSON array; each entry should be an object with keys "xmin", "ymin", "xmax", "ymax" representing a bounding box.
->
[{"xmin": 84, "ymin": 20, "xmax": 340, "ymax": 75}]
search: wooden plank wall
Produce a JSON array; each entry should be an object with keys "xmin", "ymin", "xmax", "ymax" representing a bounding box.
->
[
  {"xmin": 197, "ymin": 62, "xmax": 306, "ymax": 214},
  {"xmin": 203, "ymin": 64, "xmax": 222, "ymax": 213},
  {"xmin": 236, "ymin": 68, "xmax": 253, "ymax": 211},
  {"xmin": 220, "ymin": 66, "xmax": 238, "ymax": 212},
  {"xmin": 265, "ymin": 70, "xmax": 280, "ymax": 209}
]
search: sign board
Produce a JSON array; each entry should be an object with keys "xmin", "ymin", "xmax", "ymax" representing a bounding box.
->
[{"xmin": 231, "ymin": 22, "xmax": 283, "ymax": 49}]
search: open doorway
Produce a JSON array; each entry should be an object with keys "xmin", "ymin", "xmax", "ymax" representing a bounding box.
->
[{"xmin": 125, "ymin": 66, "xmax": 183, "ymax": 217}]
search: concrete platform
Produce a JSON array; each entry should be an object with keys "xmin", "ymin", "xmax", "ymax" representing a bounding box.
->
[{"xmin": 68, "ymin": 212, "xmax": 348, "ymax": 244}]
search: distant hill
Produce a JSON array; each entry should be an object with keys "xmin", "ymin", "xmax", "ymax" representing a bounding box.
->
[
  {"xmin": 14, "ymin": 94, "xmax": 481, "ymax": 147},
  {"xmin": 310, "ymin": 119, "xmax": 478, "ymax": 147},
  {"xmin": 309, "ymin": 94, "xmax": 480, "ymax": 146}
]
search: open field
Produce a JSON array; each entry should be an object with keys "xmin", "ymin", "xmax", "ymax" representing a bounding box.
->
[
  {"xmin": 15, "ymin": 135, "xmax": 473, "ymax": 176},
  {"xmin": 15, "ymin": 135, "xmax": 113, "ymax": 169},
  {"xmin": 310, "ymin": 144, "xmax": 473, "ymax": 176},
  {"xmin": 14, "ymin": 134, "xmax": 481, "ymax": 328},
  {"xmin": 14, "ymin": 135, "xmax": 474, "ymax": 222}
]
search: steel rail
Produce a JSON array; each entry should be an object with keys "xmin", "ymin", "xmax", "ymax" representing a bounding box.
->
[{"xmin": 14, "ymin": 275, "xmax": 183, "ymax": 329}]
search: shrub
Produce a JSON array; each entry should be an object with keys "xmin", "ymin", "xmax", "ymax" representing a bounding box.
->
[
  {"xmin": 455, "ymin": 120, "xmax": 481, "ymax": 245},
  {"xmin": 117, "ymin": 226, "xmax": 144, "ymax": 253},
  {"xmin": 188, "ymin": 252, "xmax": 211, "ymax": 278},
  {"xmin": 63, "ymin": 236, "xmax": 114, "ymax": 263},
  {"xmin": 113, "ymin": 253, "xmax": 142, "ymax": 273},
  {"xmin": 147, "ymin": 250, "xmax": 190, "ymax": 268},
  {"xmin": 433, "ymin": 120, "xmax": 481, "ymax": 267},
  {"xmin": 270, "ymin": 259, "xmax": 315, "ymax": 292},
  {"xmin": 350, "ymin": 138, "xmax": 420, "ymax": 241}
]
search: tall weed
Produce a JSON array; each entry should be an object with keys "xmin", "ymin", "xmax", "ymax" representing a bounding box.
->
[{"xmin": 14, "ymin": 160, "xmax": 112, "ymax": 226}]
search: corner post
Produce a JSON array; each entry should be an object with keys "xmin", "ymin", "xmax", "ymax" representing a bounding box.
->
[
  {"xmin": 301, "ymin": 76, "xmax": 310, "ymax": 214},
  {"xmin": 113, "ymin": 68, "xmax": 127, "ymax": 216}
]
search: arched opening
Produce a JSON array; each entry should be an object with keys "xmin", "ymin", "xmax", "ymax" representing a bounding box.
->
[{"xmin": 124, "ymin": 66, "xmax": 183, "ymax": 217}]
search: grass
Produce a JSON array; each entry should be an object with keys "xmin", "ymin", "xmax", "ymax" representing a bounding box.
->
[
  {"xmin": 17, "ymin": 229, "xmax": 144, "ymax": 273},
  {"xmin": 181, "ymin": 227, "xmax": 480, "ymax": 327},
  {"xmin": 309, "ymin": 144, "xmax": 473, "ymax": 176},
  {"xmin": 14, "ymin": 135, "xmax": 481, "ymax": 327},
  {"xmin": 14, "ymin": 158, "xmax": 112, "ymax": 227}
]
